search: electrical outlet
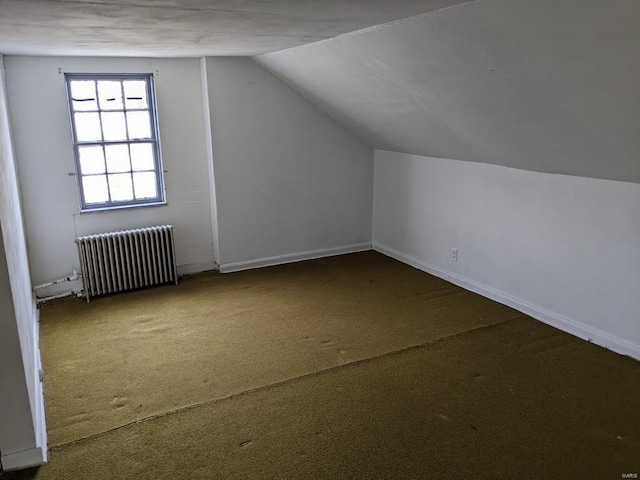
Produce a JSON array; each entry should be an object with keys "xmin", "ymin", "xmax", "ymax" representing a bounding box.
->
[{"xmin": 452, "ymin": 248, "xmax": 458, "ymax": 262}]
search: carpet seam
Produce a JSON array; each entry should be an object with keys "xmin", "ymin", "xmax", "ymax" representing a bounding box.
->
[{"xmin": 49, "ymin": 313, "xmax": 527, "ymax": 451}]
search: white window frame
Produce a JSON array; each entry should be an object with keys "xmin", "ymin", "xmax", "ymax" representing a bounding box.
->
[{"xmin": 66, "ymin": 73, "xmax": 166, "ymax": 212}]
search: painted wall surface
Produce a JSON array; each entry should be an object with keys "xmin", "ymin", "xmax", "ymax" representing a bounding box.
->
[
  {"xmin": 205, "ymin": 58, "xmax": 373, "ymax": 269},
  {"xmin": 0, "ymin": 231, "xmax": 36, "ymax": 459},
  {"xmin": 0, "ymin": 55, "xmax": 45, "ymax": 467},
  {"xmin": 373, "ymin": 150, "xmax": 640, "ymax": 358},
  {"xmin": 4, "ymin": 56, "xmax": 216, "ymax": 297},
  {"xmin": 257, "ymin": 0, "xmax": 640, "ymax": 183}
]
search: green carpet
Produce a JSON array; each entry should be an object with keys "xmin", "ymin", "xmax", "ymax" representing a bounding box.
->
[
  {"xmin": 11, "ymin": 251, "xmax": 640, "ymax": 478},
  {"xmin": 15, "ymin": 317, "xmax": 640, "ymax": 479},
  {"xmin": 38, "ymin": 251, "xmax": 520, "ymax": 447}
]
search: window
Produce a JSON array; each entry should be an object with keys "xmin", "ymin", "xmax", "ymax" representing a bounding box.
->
[{"xmin": 66, "ymin": 74, "xmax": 165, "ymax": 211}]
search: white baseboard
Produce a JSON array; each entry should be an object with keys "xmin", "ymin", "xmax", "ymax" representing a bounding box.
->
[
  {"xmin": 373, "ymin": 242, "xmax": 640, "ymax": 361},
  {"xmin": 33, "ymin": 307, "xmax": 48, "ymax": 464},
  {"xmin": 219, "ymin": 243, "xmax": 372, "ymax": 273},
  {"xmin": 2, "ymin": 446, "xmax": 46, "ymax": 471},
  {"xmin": 177, "ymin": 260, "xmax": 218, "ymax": 276},
  {"xmin": 1, "ymin": 306, "xmax": 48, "ymax": 471}
]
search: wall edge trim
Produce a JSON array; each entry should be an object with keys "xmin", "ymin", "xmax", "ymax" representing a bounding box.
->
[
  {"xmin": 177, "ymin": 260, "xmax": 218, "ymax": 276},
  {"xmin": 219, "ymin": 243, "xmax": 372, "ymax": 273},
  {"xmin": 32, "ymin": 307, "xmax": 48, "ymax": 465},
  {"xmin": 2, "ymin": 446, "xmax": 46, "ymax": 471},
  {"xmin": 373, "ymin": 241, "xmax": 640, "ymax": 361}
]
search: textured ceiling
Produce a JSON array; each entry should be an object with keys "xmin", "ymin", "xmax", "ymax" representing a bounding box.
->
[
  {"xmin": 0, "ymin": 0, "xmax": 469, "ymax": 57},
  {"xmin": 256, "ymin": 0, "xmax": 640, "ymax": 183}
]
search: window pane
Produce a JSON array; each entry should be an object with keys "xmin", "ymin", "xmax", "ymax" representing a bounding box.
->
[
  {"xmin": 133, "ymin": 172, "xmax": 157, "ymax": 199},
  {"xmin": 127, "ymin": 111, "xmax": 151, "ymax": 139},
  {"xmin": 69, "ymin": 75, "xmax": 161, "ymax": 211},
  {"xmin": 82, "ymin": 175, "xmax": 109, "ymax": 204},
  {"xmin": 70, "ymin": 80, "xmax": 97, "ymax": 111},
  {"xmin": 74, "ymin": 112, "xmax": 102, "ymax": 141},
  {"xmin": 123, "ymin": 80, "xmax": 148, "ymax": 109},
  {"xmin": 78, "ymin": 146, "xmax": 105, "ymax": 174},
  {"xmin": 101, "ymin": 112, "xmax": 127, "ymax": 141},
  {"xmin": 105, "ymin": 144, "xmax": 130, "ymax": 173},
  {"xmin": 97, "ymin": 80, "xmax": 123, "ymax": 110},
  {"xmin": 108, "ymin": 173, "xmax": 134, "ymax": 202},
  {"xmin": 130, "ymin": 143, "xmax": 154, "ymax": 171}
]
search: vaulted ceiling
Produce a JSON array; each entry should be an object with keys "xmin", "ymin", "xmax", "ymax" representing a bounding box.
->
[
  {"xmin": 1, "ymin": 0, "xmax": 638, "ymax": 183},
  {"xmin": 0, "ymin": 0, "xmax": 468, "ymax": 56},
  {"xmin": 256, "ymin": 0, "xmax": 640, "ymax": 183}
]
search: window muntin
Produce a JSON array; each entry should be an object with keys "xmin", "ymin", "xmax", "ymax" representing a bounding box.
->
[{"xmin": 66, "ymin": 74, "xmax": 165, "ymax": 211}]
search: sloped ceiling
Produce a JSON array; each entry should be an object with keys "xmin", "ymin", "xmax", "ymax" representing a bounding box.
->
[
  {"xmin": 0, "ymin": 0, "xmax": 469, "ymax": 56},
  {"xmin": 256, "ymin": 0, "xmax": 640, "ymax": 183}
]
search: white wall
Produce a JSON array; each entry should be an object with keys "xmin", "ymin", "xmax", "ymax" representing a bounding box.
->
[
  {"xmin": 205, "ymin": 58, "xmax": 373, "ymax": 271},
  {"xmin": 373, "ymin": 150, "xmax": 640, "ymax": 360},
  {"xmin": 0, "ymin": 232, "xmax": 39, "ymax": 468},
  {"xmin": 0, "ymin": 55, "xmax": 46, "ymax": 469},
  {"xmin": 4, "ymin": 56, "xmax": 216, "ymax": 297}
]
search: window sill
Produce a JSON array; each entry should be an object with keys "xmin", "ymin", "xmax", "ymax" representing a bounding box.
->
[{"xmin": 80, "ymin": 201, "xmax": 167, "ymax": 214}]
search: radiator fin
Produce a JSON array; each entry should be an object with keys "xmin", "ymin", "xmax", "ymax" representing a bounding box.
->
[{"xmin": 75, "ymin": 225, "xmax": 177, "ymax": 301}]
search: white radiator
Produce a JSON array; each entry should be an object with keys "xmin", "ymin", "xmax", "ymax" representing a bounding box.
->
[{"xmin": 75, "ymin": 225, "xmax": 177, "ymax": 301}]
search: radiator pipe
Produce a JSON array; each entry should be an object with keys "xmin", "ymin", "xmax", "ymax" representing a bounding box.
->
[
  {"xmin": 33, "ymin": 269, "xmax": 81, "ymax": 291},
  {"xmin": 35, "ymin": 291, "xmax": 76, "ymax": 304}
]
